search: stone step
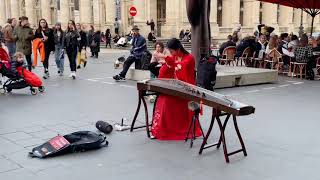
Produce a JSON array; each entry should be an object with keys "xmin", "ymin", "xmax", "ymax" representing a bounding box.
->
[{"xmin": 126, "ymin": 65, "xmax": 278, "ymax": 89}]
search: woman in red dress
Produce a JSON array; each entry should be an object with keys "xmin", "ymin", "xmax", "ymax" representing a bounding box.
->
[{"xmin": 151, "ymin": 38, "xmax": 202, "ymax": 140}]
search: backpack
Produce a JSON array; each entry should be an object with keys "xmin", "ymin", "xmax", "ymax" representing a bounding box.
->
[
  {"xmin": 140, "ymin": 50, "xmax": 152, "ymax": 70},
  {"xmin": 29, "ymin": 131, "xmax": 108, "ymax": 158},
  {"xmin": 196, "ymin": 55, "xmax": 217, "ymax": 91}
]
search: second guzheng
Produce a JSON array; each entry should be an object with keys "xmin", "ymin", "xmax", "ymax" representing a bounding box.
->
[{"xmin": 131, "ymin": 78, "xmax": 255, "ymax": 163}]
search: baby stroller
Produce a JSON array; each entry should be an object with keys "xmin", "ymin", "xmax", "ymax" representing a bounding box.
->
[{"xmin": 0, "ymin": 48, "xmax": 45, "ymax": 95}]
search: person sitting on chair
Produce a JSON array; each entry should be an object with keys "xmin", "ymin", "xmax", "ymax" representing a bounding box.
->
[
  {"xmin": 113, "ymin": 25, "xmax": 147, "ymax": 81},
  {"xmin": 148, "ymin": 42, "xmax": 170, "ymax": 77}
]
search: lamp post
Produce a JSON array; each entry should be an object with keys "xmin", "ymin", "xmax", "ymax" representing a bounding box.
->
[{"xmin": 298, "ymin": 9, "xmax": 304, "ymax": 37}]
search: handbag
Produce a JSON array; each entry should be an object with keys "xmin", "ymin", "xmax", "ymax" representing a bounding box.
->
[{"xmin": 90, "ymin": 40, "xmax": 97, "ymax": 47}]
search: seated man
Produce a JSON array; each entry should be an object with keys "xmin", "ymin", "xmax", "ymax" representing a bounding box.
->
[
  {"xmin": 147, "ymin": 31, "xmax": 157, "ymax": 43},
  {"xmin": 219, "ymin": 35, "xmax": 236, "ymax": 55},
  {"xmin": 113, "ymin": 25, "xmax": 147, "ymax": 81}
]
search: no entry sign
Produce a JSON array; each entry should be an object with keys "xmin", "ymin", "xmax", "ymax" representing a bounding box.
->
[{"xmin": 129, "ymin": 6, "xmax": 137, "ymax": 17}]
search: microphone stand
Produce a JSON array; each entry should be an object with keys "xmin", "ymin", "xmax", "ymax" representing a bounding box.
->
[{"xmin": 185, "ymin": 95, "xmax": 206, "ymax": 148}]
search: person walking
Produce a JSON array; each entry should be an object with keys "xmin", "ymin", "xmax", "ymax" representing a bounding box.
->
[
  {"xmin": 77, "ymin": 24, "xmax": 88, "ymax": 69},
  {"xmin": 88, "ymin": 25, "xmax": 95, "ymax": 57},
  {"xmin": 13, "ymin": 16, "xmax": 34, "ymax": 71},
  {"xmin": 2, "ymin": 18, "xmax": 17, "ymax": 59},
  {"xmin": 64, "ymin": 20, "xmax": 80, "ymax": 79},
  {"xmin": 53, "ymin": 22, "xmax": 65, "ymax": 76},
  {"xmin": 90, "ymin": 30, "xmax": 101, "ymax": 58},
  {"xmin": 34, "ymin": 19, "xmax": 54, "ymax": 79},
  {"xmin": 105, "ymin": 29, "xmax": 112, "ymax": 48}
]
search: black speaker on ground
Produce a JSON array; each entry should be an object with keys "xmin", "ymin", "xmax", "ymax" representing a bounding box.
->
[{"xmin": 96, "ymin": 121, "xmax": 113, "ymax": 134}]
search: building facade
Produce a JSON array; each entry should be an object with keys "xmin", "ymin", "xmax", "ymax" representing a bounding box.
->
[{"xmin": 1, "ymin": 0, "xmax": 320, "ymax": 40}]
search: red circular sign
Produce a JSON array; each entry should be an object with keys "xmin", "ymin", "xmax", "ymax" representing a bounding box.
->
[{"xmin": 129, "ymin": 6, "xmax": 137, "ymax": 17}]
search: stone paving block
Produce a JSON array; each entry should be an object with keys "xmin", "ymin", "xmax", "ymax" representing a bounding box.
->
[
  {"xmin": 45, "ymin": 123, "xmax": 77, "ymax": 133},
  {"xmin": 0, "ymin": 168, "xmax": 37, "ymax": 180},
  {"xmin": 0, "ymin": 138, "xmax": 24, "ymax": 155},
  {"xmin": 15, "ymin": 138, "xmax": 44, "ymax": 148},
  {"xmin": 4, "ymin": 150, "xmax": 70, "ymax": 174},
  {"xmin": 0, "ymin": 156, "xmax": 21, "ymax": 173},
  {"xmin": 63, "ymin": 121, "xmax": 93, "ymax": 128},
  {"xmin": 29, "ymin": 130, "xmax": 58, "ymax": 141},
  {"xmin": 1, "ymin": 132, "xmax": 34, "ymax": 142},
  {"xmin": 20, "ymin": 125, "xmax": 47, "ymax": 134}
]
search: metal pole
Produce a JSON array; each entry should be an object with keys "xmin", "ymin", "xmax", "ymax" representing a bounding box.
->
[{"xmin": 299, "ymin": 9, "xmax": 304, "ymax": 37}]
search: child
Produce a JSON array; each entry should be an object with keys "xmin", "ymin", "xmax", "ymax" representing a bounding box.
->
[
  {"xmin": 11, "ymin": 52, "xmax": 25, "ymax": 76},
  {"xmin": 77, "ymin": 48, "xmax": 87, "ymax": 69}
]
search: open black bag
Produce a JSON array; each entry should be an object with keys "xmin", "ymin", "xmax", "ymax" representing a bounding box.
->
[{"xmin": 29, "ymin": 131, "xmax": 108, "ymax": 158}]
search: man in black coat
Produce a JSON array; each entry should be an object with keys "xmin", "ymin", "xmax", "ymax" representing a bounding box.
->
[{"xmin": 219, "ymin": 35, "xmax": 236, "ymax": 55}]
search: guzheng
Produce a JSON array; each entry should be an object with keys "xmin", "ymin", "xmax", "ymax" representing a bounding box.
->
[
  {"xmin": 137, "ymin": 78, "xmax": 255, "ymax": 116},
  {"xmin": 131, "ymin": 78, "xmax": 256, "ymax": 163}
]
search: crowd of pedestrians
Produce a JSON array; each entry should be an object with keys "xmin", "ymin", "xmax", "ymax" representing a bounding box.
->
[{"xmin": 0, "ymin": 16, "xmax": 102, "ymax": 80}]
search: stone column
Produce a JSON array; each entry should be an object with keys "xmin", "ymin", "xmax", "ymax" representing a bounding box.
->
[
  {"xmin": 232, "ymin": 0, "xmax": 240, "ymax": 27},
  {"xmin": 41, "ymin": 0, "xmax": 52, "ymax": 25},
  {"xmin": 210, "ymin": 0, "xmax": 219, "ymax": 37},
  {"xmin": 162, "ymin": 1, "xmax": 180, "ymax": 37},
  {"xmin": 222, "ymin": 0, "xmax": 232, "ymax": 27},
  {"xmin": 262, "ymin": 2, "xmax": 278, "ymax": 33},
  {"xmin": 93, "ymin": 0, "xmax": 103, "ymax": 30},
  {"xmin": 222, "ymin": 0, "xmax": 240, "ymax": 27},
  {"xmin": 25, "ymin": 0, "xmax": 36, "ymax": 26},
  {"xmin": 105, "ymin": 0, "xmax": 115, "ymax": 30},
  {"xmin": 0, "ymin": 1, "xmax": 6, "ymax": 25},
  {"xmin": 278, "ymin": 6, "xmax": 294, "ymax": 33},
  {"xmin": 10, "ymin": 0, "xmax": 19, "ymax": 18},
  {"xmin": 80, "ymin": 0, "xmax": 92, "ymax": 25},
  {"xmin": 60, "ymin": 0, "xmax": 70, "ymax": 27},
  {"xmin": 243, "ymin": 0, "xmax": 260, "ymax": 27},
  {"xmin": 133, "ymin": 0, "xmax": 149, "ymax": 36},
  {"xmin": 303, "ymin": 11, "xmax": 309, "ymax": 30}
]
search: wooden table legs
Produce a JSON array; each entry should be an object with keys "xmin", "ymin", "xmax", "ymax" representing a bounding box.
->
[
  {"xmin": 130, "ymin": 91, "xmax": 158, "ymax": 138},
  {"xmin": 199, "ymin": 108, "xmax": 247, "ymax": 163}
]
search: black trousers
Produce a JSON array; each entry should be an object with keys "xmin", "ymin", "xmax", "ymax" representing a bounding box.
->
[
  {"xmin": 25, "ymin": 54, "xmax": 32, "ymax": 71},
  {"xmin": 148, "ymin": 62, "xmax": 160, "ymax": 77},
  {"xmin": 106, "ymin": 41, "xmax": 111, "ymax": 48},
  {"xmin": 43, "ymin": 47, "xmax": 51, "ymax": 71},
  {"xmin": 67, "ymin": 47, "xmax": 78, "ymax": 72},
  {"xmin": 119, "ymin": 56, "xmax": 141, "ymax": 77}
]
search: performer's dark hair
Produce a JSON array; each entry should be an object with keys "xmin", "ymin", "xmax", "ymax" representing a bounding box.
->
[{"xmin": 167, "ymin": 38, "xmax": 189, "ymax": 55}]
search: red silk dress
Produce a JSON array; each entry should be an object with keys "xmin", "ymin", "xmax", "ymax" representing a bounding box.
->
[{"xmin": 151, "ymin": 53, "xmax": 202, "ymax": 140}]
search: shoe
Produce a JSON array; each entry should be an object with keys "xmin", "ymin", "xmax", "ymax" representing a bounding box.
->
[
  {"xmin": 77, "ymin": 65, "xmax": 81, "ymax": 69},
  {"xmin": 113, "ymin": 74, "xmax": 126, "ymax": 82},
  {"xmin": 43, "ymin": 71, "xmax": 49, "ymax": 79},
  {"xmin": 59, "ymin": 71, "xmax": 64, "ymax": 76},
  {"xmin": 72, "ymin": 72, "xmax": 76, "ymax": 79},
  {"xmin": 83, "ymin": 61, "xmax": 87, "ymax": 68},
  {"xmin": 58, "ymin": 70, "xmax": 61, "ymax": 74},
  {"xmin": 45, "ymin": 71, "xmax": 50, "ymax": 77}
]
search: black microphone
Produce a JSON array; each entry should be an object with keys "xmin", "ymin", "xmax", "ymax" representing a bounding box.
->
[
  {"xmin": 96, "ymin": 121, "xmax": 113, "ymax": 134},
  {"xmin": 188, "ymin": 101, "xmax": 200, "ymax": 112}
]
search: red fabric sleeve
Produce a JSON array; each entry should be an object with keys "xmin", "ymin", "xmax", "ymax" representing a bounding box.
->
[{"xmin": 164, "ymin": 56, "xmax": 176, "ymax": 67}]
